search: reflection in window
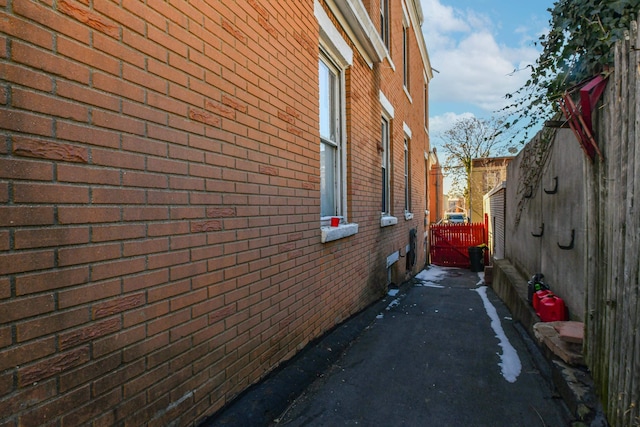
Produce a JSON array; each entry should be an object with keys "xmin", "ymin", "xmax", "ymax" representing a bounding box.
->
[
  {"xmin": 319, "ymin": 53, "xmax": 341, "ymax": 217},
  {"xmin": 381, "ymin": 117, "xmax": 390, "ymax": 215}
]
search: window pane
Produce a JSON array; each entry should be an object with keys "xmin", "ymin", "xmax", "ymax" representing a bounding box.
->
[
  {"xmin": 320, "ymin": 141, "xmax": 336, "ymax": 216},
  {"xmin": 381, "ymin": 118, "xmax": 389, "ymax": 214},
  {"xmin": 404, "ymin": 139, "xmax": 410, "ymax": 212},
  {"xmin": 382, "ymin": 166, "xmax": 387, "ymax": 213},
  {"xmin": 319, "ymin": 60, "xmax": 337, "ymax": 143},
  {"xmin": 380, "ymin": 0, "xmax": 388, "ymax": 48},
  {"xmin": 403, "ymin": 27, "xmax": 408, "ymax": 88}
]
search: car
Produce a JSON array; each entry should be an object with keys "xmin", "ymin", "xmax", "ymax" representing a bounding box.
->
[{"xmin": 444, "ymin": 212, "xmax": 467, "ymax": 224}]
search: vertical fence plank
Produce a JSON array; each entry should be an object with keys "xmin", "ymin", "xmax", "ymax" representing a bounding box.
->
[
  {"xmin": 629, "ymin": 19, "xmax": 640, "ymax": 426},
  {"xmin": 610, "ymin": 31, "xmax": 629, "ymax": 424},
  {"xmin": 588, "ymin": 16, "xmax": 640, "ymax": 427},
  {"xmin": 621, "ymin": 19, "xmax": 640, "ymax": 426}
]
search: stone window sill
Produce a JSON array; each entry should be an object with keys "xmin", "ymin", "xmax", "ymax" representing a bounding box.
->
[
  {"xmin": 381, "ymin": 215, "xmax": 398, "ymax": 227},
  {"xmin": 321, "ymin": 223, "xmax": 359, "ymax": 243}
]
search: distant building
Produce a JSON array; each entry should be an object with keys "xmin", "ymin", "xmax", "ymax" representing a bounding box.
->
[
  {"xmin": 445, "ymin": 195, "xmax": 467, "ymax": 215},
  {"xmin": 469, "ymin": 156, "xmax": 514, "ymax": 222},
  {"xmin": 428, "ymin": 148, "xmax": 444, "ymax": 223}
]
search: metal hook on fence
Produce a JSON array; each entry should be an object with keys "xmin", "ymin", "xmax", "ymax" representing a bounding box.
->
[
  {"xmin": 544, "ymin": 176, "xmax": 558, "ymax": 194},
  {"xmin": 557, "ymin": 229, "xmax": 575, "ymax": 250},
  {"xmin": 524, "ymin": 186, "xmax": 533, "ymax": 198},
  {"xmin": 531, "ymin": 223, "xmax": 544, "ymax": 237}
]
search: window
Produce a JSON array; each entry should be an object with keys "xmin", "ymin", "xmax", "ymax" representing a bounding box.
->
[
  {"xmin": 423, "ymin": 79, "xmax": 428, "ymax": 130},
  {"xmin": 381, "ymin": 117, "xmax": 390, "ymax": 215},
  {"xmin": 404, "ymin": 137, "xmax": 411, "ymax": 213},
  {"xmin": 315, "ymin": 0, "xmax": 358, "ymax": 242},
  {"xmin": 380, "ymin": 0, "xmax": 389, "ymax": 49},
  {"xmin": 379, "ymin": 91, "xmax": 396, "ymax": 227},
  {"xmin": 315, "ymin": 0, "xmax": 359, "ymax": 242},
  {"xmin": 424, "ymin": 156, "xmax": 429, "ymax": 213},
  {"xmin": 402, "ymin": 26, "xmax": 409, "ymax": 89},
  {"xmin": 319, "ymin": 51, "xmax": 341, "ymax": 218}
]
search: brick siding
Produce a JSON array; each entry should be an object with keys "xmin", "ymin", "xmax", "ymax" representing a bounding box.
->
[{"xmin": 0, "ymin": 0, "xmax": 431, "ymax": 425}]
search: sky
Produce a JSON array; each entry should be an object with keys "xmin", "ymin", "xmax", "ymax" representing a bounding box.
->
[{"xmin": 420, "ymin": 0, "xmax": 555, "ymax": 153}]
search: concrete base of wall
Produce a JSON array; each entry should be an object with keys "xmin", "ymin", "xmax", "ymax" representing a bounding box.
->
[{"xmin": 491, "ymin": 259, "xmax": 608, "ymax": 427}]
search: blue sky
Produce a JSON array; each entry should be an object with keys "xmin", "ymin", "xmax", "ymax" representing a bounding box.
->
[{"xmin": 420, "ymin": 0, "xmax": 555, "ymax": 139}]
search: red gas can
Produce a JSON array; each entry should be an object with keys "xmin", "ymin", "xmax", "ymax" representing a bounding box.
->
[
  {"xmin": 536, "ymin": 293, "xmax": 567, "ymax": 322},
  {"xmin": 532, "ymin": 290, "xmax": 553, "ymax": 311}
]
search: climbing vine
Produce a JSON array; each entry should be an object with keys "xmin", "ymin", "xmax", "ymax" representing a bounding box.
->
[
  {"xmin": 504, "ymin": 0, "xmax": 640, "ymax": 141},
  {"xmin": 513, "ymin": 127, "xmax": 555, "ymax": 226}
]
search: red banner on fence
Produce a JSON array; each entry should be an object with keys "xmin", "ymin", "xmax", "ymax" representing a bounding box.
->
[{"xmin": 429, "ymin": 223, "xmax": 486, "ymax": 268}]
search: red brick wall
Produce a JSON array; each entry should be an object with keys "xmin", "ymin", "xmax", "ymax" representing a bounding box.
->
[
  {"xmin": 0, "ymin": 0, "xmax": 430, "ymax": 425},
  {"xmin": 376, "ymin": 0, "xmax": 430, "ymax": 281}
]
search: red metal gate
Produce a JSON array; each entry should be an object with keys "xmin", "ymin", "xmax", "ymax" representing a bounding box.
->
[{"xmin": 429, "ymin": 223, "xmax": 487, "ymax": 268}]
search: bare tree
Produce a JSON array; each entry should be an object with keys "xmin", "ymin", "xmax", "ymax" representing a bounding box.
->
[{"xmin": 438, "ymin": 116, "xmax": 507, "ymax": 213}]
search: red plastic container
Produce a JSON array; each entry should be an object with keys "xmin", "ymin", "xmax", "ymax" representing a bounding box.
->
[
  {"xmin": 536, "ymin": 293, "xmax": 567, "ymax": 322},
  {"xmin": 532, "ymin": 290, "xmax": 553, "ymax": 311}
]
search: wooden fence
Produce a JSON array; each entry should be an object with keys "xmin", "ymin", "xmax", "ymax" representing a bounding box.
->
[
  {"xmin": 429, "ymin": 223, "xmax": 486, "ymax": 268},
  {"xmin": 585, "ymin": 18, "xmax": 640, "ymax": 427}
]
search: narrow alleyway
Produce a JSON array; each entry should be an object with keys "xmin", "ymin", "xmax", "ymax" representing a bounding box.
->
[{"xmin": 205, "ymin": 266, "xmax": 573, "ymax": 427}]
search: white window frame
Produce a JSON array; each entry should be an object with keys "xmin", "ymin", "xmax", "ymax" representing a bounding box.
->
[
  {"xmin": 380, "ymin": 0, "xmax": 389, "ymax": 50},
  {"xmin": 402, "ymin": 1, "xmax": 411, "ymax": 100},
  {"xmin": 403, "ymin": 122, "xmax": 413, "ymax": 220},
  {"xmin": 380, "ymin": 90, "xmax": 397, "ymax": 228},
  {"xmin": 402, "ymin": 27, "xmax": 408, "ymax": 89},
  {"xmin": 319, "ymin": 51, "xmax": 342, "ymax": 218},
  {"xmin": 315, "ymin": 0, "xmax": 358, "ymax": 243},
  {"xmin": 381, "ymin": 117, "xmax": 390, "ymax": 215},
  {"xmin": 404, "ymin": 138, "xmax": 410, "ymax": 212},
  {"xmin": 423, "ymin": 73, "xmax": 429, "ymax": 133}
]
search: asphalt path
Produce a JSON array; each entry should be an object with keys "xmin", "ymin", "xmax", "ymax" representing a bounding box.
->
[{"xmin": 271, "ymin": 267, "xmax": 572, "ymax": 427}]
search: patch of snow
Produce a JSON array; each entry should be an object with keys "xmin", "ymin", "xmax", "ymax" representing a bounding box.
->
[
  {"xmin": 416, "ymin": 265, "xmax": 448, "ymax": 283},
  {"xmin": 388, "ymin": 289, "xmax": 399, "ymax": 296},
  {"xmin": 376, "ymin": 314, "xmax": 384, "ymax": 319},
  {"xmin": 385, "ymin": 298, "xmax": 400, "ymax": 310},
  {"xmin": 476, "ymin": 271, "xmax": 485, "ymax": 286},
  {"xmin": 473, "ymin": 286, "xmax": 522, "ymax": 383}
]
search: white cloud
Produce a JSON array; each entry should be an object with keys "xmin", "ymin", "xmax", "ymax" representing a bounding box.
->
[
  {"xmin": 429, "ymin": 111, "xmax": 474, "ymax": 136},
  {"xmin": 421, "ymin": 0, "xmax": 469, "ymax": 34},
  {"xmin": 421, "ymin": 0, "xmax": 540, "ymax": 112}
]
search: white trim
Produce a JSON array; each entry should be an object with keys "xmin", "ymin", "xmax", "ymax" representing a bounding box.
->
[
  {"xmin": 407, "ymin": 0, "xmax": 433, "ymax": 81},
  {"xmin": 486, "ymin": 181, "xmax": 506, "ymax": 198},
  {"xmin": 403, "ymin": 122, "xmax": 412, "ymax": 139},
  {"xmin": 323, "ymin": 0, "xmax": 386, "ymax": 68},
  {"xmin": 315, "ymin": 0, "xmax": 353, "ymax": 67},
  {"xmin": 386, "ymin": 251, "xmax": 399, "ymax": 268},
  {"xmin": 403, "ymin": 86, "xmax": 413, "ymax": 103},
  {"xmin": 386, "ymin": 55, "xmax": 396, "ymax": 71},
  {"xmin": 401, "ymin": 0, "xmax": 411, "ymax": 28},
  {"xmin": 379, "ymin": 90, "xmax": 394, "ymax": 118}
]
